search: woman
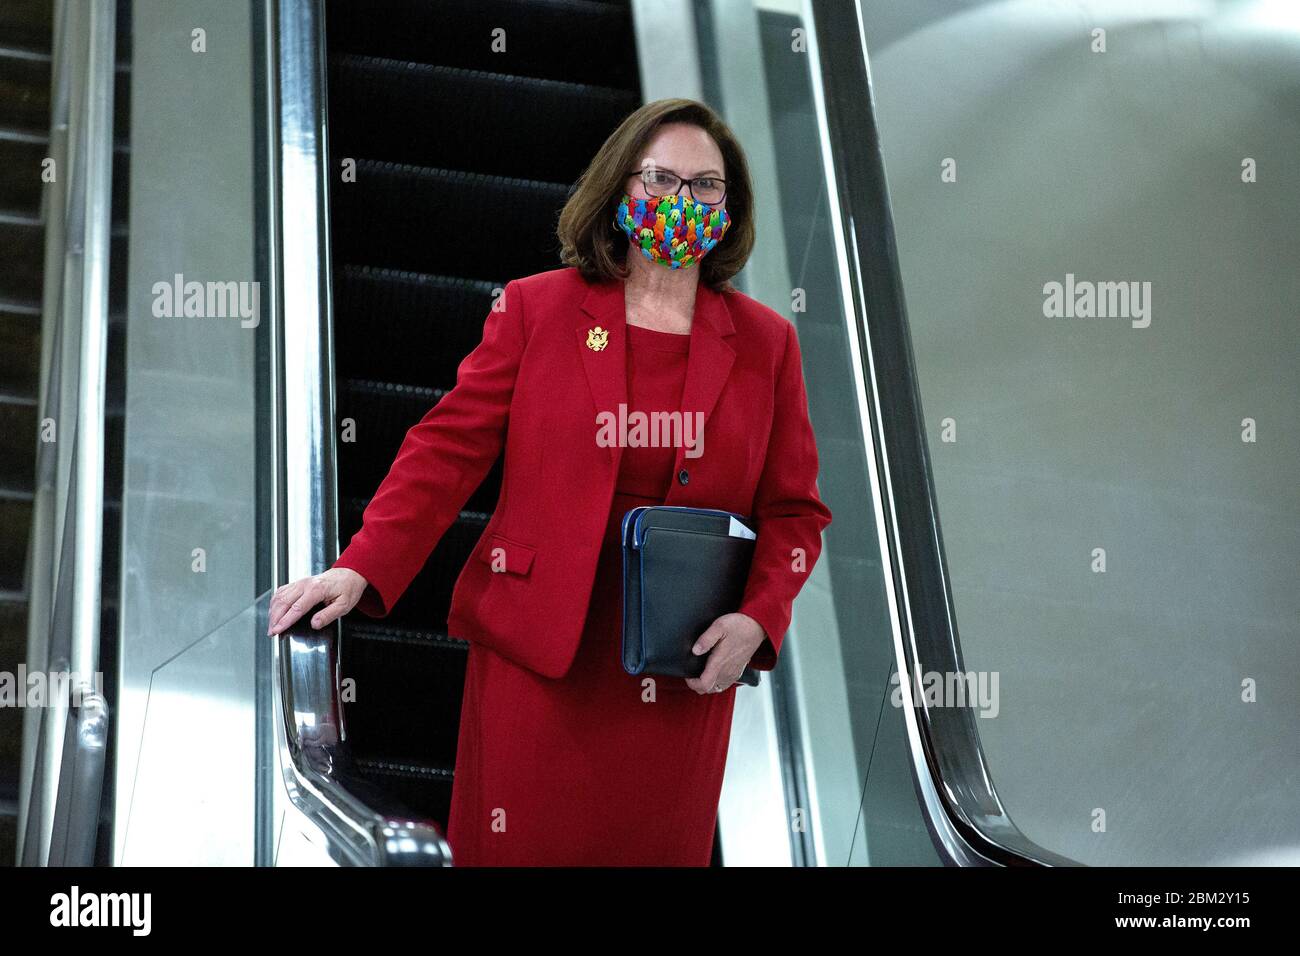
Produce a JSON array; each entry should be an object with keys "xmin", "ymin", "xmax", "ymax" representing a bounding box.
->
[{"xmin": 267, "ymin": 98, "xmax": 832, "ymax": 866}]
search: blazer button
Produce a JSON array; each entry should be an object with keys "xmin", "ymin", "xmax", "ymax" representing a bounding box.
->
[{"xmin": 677, "ymin": 468, "xmax": 690, "ymax": 485}]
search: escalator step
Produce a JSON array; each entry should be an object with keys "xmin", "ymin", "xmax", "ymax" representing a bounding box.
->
[
  {"xmin": 0, "ymin": 492, "xmax": 34, "ymax": 594},
  {"xmin": 0, "ymin": 47, "xmax": 129, "ymax": 150},
  {"xmin": 0, "ymin": 47, "xmax": 50, "ymax": 132},
  {"xmin": 0, "ymin": 213, "xmax": 42, "ymax": 307},
  {"xmin": 330, "ymin": 161, "xmax": 570, "ymax": 281},
  {"xmin": 324, "ymin": 0, "xmax": 639, "ymax": 89},
  {"xmin": 328, "ymin": 55, "xmax": 640, "ymax": 185},
  {"xmin": 352, "ymin": 757, "xmax": 454, "ymax": 829},
  {"xmin": 333, "ymin": 265, "xmax": 503, "ymax": 388},
  {"xmin": 0, "ymin": 128, "xmax": 45, "ymax": 214},
  {"xmin": 0, "ymin": 301, "xmax": 40, "ymax": 398},
  {"xmin": 0, "ymin": 596, "xmax": 27, "ymax": 796},
  {"xmin": 335, "ymin": 377, "xmax": 501, "ymax": 506},
  {"xmin": 338, "ymin": 376, "xmax": 448, "ymax": 430},
  {"xmin": 339, "ymin": 622, "xmax": 467, "ymax": 765},
  {"xmin": 339, "ymin": 377, "xmax": 441, "ymax": 496},
  {"xmin": 339, "ymin": 496, "xmax": 490, "ymax": 631},
  {"xmin": 0, "ymin": 808, "xmax": 13, "ymax": 868},
  {"xmin": 0, "ymin": 132, "xmax": 126, "ymax": 221},
  {"xmin": 0, "ymin": 222, "xmax": 128, "ymax": 313},
  {"xmin": 355, "ymin": 757, "xmax": 455, "ymax": 783},
  {"xmin": 0, "ymin": 397, "xmax": 36, "ymax": 494},
  {"xmin": 346, "ymin": 621, "xmax": 467, "ymax": 652},
  {"xmin": 0, "ymin": 0, "xmax": 53, "ymax": 54}
]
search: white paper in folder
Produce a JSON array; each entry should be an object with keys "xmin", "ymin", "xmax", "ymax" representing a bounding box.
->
[{"xmin": 727, "ymin": 516, "xmax": 757, "ymax": 540}]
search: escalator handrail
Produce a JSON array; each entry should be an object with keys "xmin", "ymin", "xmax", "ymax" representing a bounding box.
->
[
  {"xmin": 47, "ymin": 693, "xmax": 109, "ymax": 865},
  {"xmin": 264, "ymin": 0, "xmax": 450, "ymax": 866},
  {"xmin": 272, "ymin": 618, "xmax": 450, "ymax": 866},
  {"xmin": 18, "ymin": 0, "xmax": 116, "ymax": 868}
]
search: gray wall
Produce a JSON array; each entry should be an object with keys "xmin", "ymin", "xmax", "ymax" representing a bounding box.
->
[{"xmin": 864, "ymin": 0, "xmax": 1300, "ymax": 864}]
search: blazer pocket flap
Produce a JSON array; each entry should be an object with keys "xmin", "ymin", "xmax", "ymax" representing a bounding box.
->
[{"xmin": 478, "ymin": 534, "xmax": 536, "ymax": 575}]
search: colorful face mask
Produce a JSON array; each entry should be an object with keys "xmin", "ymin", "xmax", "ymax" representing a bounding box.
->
[{"xmin": 613, "ymin": 192, "xmax": 731, "ymax": 270}]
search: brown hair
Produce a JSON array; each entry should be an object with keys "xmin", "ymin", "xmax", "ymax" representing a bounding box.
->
[{"xmin": 557, "ymin": 98, "xmax": 755, "ymax": 293}]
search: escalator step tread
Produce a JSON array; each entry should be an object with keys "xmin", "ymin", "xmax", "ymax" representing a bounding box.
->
[
  {"xmin": 0, "ymin": 595, "xmax": 27, "ymax": 791},
  {"xmin": 336, "ymin": 379, "xmax": 462, "ymax": 498},
  {"xmin": 340, "ymin": 263, "xmax": 501, "ymax": 296},
  {"xmin": 345, "ymin": 621, "xmax": 468, "ymax": 652},
  {"xmin": 0, "ymin": 812, "xmax": 13, "ymax": 868},
  {"xmin": 329, "ymin": 54, "xmax": 640, "ymax": 183},
  {"xmin": 343, "ymin": 496, "xmax": 490, "ymax": 527},
  {"xmin": 0, "ymin": 306, "xmax": 39, "ymax": 397},
  {"xmin": 338, "ymin": 498, "xmax": 491, "ymax": 629},
  {"xmin": 331, "ymin": 160, "xmax": 570, "ymax": 281},
  {"xmin": 0, "ymin": 223, "xmax": 123, "ymax": 313},
  {"xmin": 0, "ymin": 127, "xmax": 48, "ymax": 214},
  {"xmin": 0, "ymin": 298, "xmax": 38, "ymax": 316},
  {"xmin": 333, "ymin": 266, "xmax": 505, "ymax": 387},
  {"xmin": 339, "ymin": 621, "xmax": 467, "ymax": 762},
  {"xmin": 0, "ymin": 47, "xmax": 52, "ymax": 133},
  {"xmin": 340, "ymin": 376, "xmax": 447, "ymax": 402},
  {"xmin": 0, "ymin": 0, "xmax": 54, "ymax": 54},
  {"xmin": 356, "ymin": 757, "xmax": 455, "ymax": 782},
  {"xmin": 344, "ymin": 157, "xmax": 570, "ymax": 194},
  {"xmin": 0, "ymin": 214, "xmax": 43, "ymax": 307},
  {"xmin": 0, "ymin": 397, "xmax": 37, "ymax": 498},
  {"xmin": 334, "ymin": 52, "xmax": 637, "ymax": 101},
  {"xmin": 340, "ymin": 374, "xmax": 447, "ymax": 398},
  {"xmin": 325, "ymin": 0, "xmax": 639, "ymax": 88},
  {"xmin": 336, "ymin": 378, "xmax": 503, "ymax": 475}
]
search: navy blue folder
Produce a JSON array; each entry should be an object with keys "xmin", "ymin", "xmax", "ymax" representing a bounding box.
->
[{"xmin": 621, "ymin": 506, "xmax": 762, "ymax": 688}]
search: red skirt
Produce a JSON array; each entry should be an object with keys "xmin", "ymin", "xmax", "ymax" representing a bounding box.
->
[{"xmin": 445, "ymin": 489, "xmax": 738, "ymax": 866}]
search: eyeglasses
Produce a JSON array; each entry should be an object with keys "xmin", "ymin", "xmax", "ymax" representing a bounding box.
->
[{"xmin": 626, "ymin": 165, "xmax": 727, "ymax": 206}]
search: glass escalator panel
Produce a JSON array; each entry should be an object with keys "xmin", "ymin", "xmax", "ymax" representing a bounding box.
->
[{"xmin": 122, "ymin": 591, "xmax": 270, "ymax": 866}]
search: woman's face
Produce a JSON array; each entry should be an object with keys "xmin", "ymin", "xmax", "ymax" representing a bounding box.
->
[{"xmin": 624, "ymin": 122, "xmax": 728, "ymax": 215}]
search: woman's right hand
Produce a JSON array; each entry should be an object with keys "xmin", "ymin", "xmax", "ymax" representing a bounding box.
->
[{"xmin": 267, "ymin": 567, "xmax": 369, "ymax": 636}]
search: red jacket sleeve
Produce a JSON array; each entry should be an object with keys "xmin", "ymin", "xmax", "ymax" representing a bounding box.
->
[
  {"xmin": 333, "ymin": 279, "xmax": 526, "ymax": 616},
  {"xmin": 737, "ymin": 319, "xmax": 832, "ymax": 669}
]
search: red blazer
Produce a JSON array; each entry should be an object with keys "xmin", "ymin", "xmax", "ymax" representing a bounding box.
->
[{"xmin": 333, "ymin": 266, "xmax": 832, "ymax": 679}]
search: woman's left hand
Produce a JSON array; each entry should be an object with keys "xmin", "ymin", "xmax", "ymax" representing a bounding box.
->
[{"xmin": 685, "ymin": 612, "xmax": 766, "ymax": 694}]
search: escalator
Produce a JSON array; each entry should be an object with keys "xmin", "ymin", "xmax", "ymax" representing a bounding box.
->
[
  {"xmin": 0, "ymin": 0, "xmax": 53, "ymax": 866},
  {"xmin": 0, "ymin": 0, "xmax": 1116, "ymax": 869},
  {"xmin": 323, "ymin": 0, "xmax": 642, "ymax": 827},
  {"xmin": 0, "ymin": 0, "xmax": 127, "ymax": 867}
]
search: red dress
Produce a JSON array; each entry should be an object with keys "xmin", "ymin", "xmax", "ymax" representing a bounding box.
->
[{"xmin": 445, "ymin": 322, "xmax": 738, "ymax": 866}]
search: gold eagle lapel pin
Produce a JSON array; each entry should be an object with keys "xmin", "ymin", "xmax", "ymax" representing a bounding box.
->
[{"xmin": 586, "ymin": 326, "xmax": 610, "ymax": 352}]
